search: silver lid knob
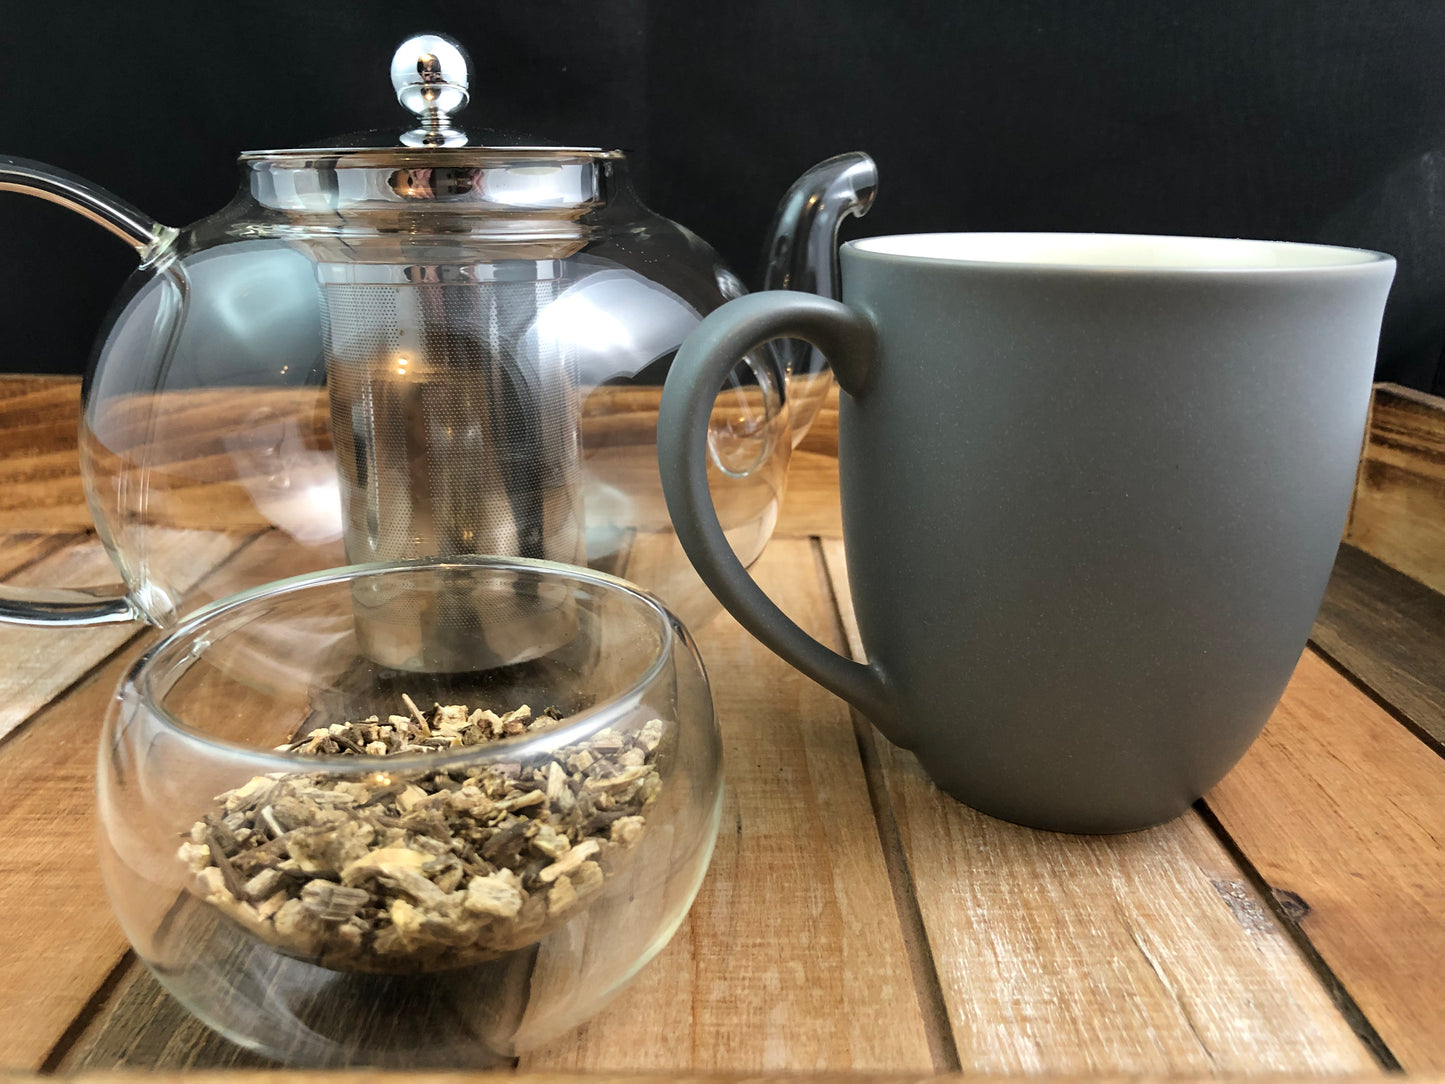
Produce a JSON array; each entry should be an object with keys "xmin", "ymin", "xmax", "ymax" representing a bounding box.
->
[{"xmin": 391, "ymin": 34, "xmax": 470, "ymax": 147}]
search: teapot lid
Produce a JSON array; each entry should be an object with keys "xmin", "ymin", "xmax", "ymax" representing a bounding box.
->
[{"xmin": 240, "ymin": 34, "xmax": 615, "ymax": 160}]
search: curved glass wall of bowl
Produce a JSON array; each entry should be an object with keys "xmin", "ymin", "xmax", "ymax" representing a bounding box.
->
[{"xmin": 98, "ymin": 558, "xmax": 723, "ymax": 1066}]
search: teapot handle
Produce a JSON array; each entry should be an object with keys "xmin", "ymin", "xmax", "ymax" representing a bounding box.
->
[
  {"xmin": 0, "ymin": 156, "xmax": 176, "ymax": 627},
  {"xmin": 0, "ymin": 155, "xmax": 176, "ymax": 257},
  {"xmin": 760, "ymin": 151, "xmax": 877, "ymax": 445}
]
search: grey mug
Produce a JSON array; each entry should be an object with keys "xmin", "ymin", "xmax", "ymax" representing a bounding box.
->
[{"xmin": 657, "ymin": 232, "xmax": 1395, "ymax": 833}]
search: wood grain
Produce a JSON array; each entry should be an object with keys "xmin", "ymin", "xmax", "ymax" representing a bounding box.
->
[
  {"xmin": 775, "ymin": 451, "xmax": 842, "ymax": 537},
  {"xmin": 0, "ymin": 541, "xmax": 140, "ymax": 742},
  {"xmin": 12, "ymin": 1074, "xmax": 1445, "ymax": 1084},
  {"xmin": 0, "ymin": 376, "xmax": 845, "ymax": 537},
  {"xmin": 522, "ymin": 535, "xmax": 933, "ymax": 1072},
  {"xmin": 0, "ymin": 376, "xmax": 89, "ymax": 529},
  {"xmin": 0, "ymin": 634, "xmax": 156, "ymax": 1069},
  {"xmin": 819, "ymin": 539, "xmax": 1373, "ymax": 1074},
  {"xmin": 1312, "ymin": 543, "xmax": 1445, "ymax": 747},
  {"xmin": 0, "ymin": 531, "xmax": 245, "ymax": 742},
  {"xmin": 1346, "ymin": 383, "xmax": 1445, "ymax": 591},
  {"xmin": 795, "ymin": 384, "xmax": 840, "ymax": 457},
  {"xmin": 1206, "ymin": 649, "xmax": 1445, "ymax": 1071},
  {"xmin": 0, "ymin": 530, "xmax": 86, "ymax": 577},
  {"xmin": 55, "ymin": 954, "xmax": 273, "ymax": 1072},
  {"xmin": 0, "ymin": 375, "xmax": 84, "ymax": 448},
  {"xmin": 7, "ymin": 1074, "xmax": 1444, "ymax": 1084},
  {"xmin": 0, "ymin": 526, "xmax": 280, "ymax": 1069}
]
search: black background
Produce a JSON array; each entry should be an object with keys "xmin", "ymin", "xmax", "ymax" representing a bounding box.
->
[{"xmin": 4, "ymin": 0, "xmax": 1445, "ymax": 391}]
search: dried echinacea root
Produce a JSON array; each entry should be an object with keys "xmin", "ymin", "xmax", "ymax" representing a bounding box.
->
[{"xmin": 177, "ymin": 700, "xmax": 665, "ymax": 973}]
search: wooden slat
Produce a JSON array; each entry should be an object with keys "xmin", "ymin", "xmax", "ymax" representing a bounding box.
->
[
  {"xmin": 0, "ymin": 530, "xmax": 85, "ymax": 578},
  {"xmin": 0, "ymin": 531, "xmax": 245, "ymax": 743},
  {"xmin": 0, "ymin": 375, "xmax": 84, "ymax": 458},
  {"xmin": 9, "ymin": 1075, "xmax": 1445, "ymax": 1084},
  {"xmin": 0, "ymin": 634, "xmax": 157, "ymax": 1068},
  {"xmin": 0, "ymin": 528, "xmax": 275, "ymax": 1070},
  {"xmin": 775, "ymin": 451, "xmax": 842, "ymax": 538},
  {"xmin": 1312, "ymin": 544, "xmax": 1445, "ymax": 747},
  {"xmin": 0, "ymin": 378, "xmax": 833, "ymax": 456},
  {"xmin": 1346, "ymin": 383, "xmax": 1445, "ymax": 592},
  {"xmin": 0, "ymin": 377, "xmax": 89, "ymax": 530},
  {"xmin": 1205, "ymin": 649, "xmax": 1445, "ymax": 1071},
  {"xmin": 523, "ymin": 535, "xmax": 932, "ymax": 1071},
  {"xmin": 794, "ymin": 384, "xmax": 840, "ymax": 457},
  {"xmin": 0, "ymin": 375, "xmax": 847, "ymax": 540},
  {"xmin": 572, "ymin": 381, "xmax": 839, "ymax": 459},
  {"xmin": 0, "ymin": 541, "xmax": 140, "ymax": 743},
  {"xmin": 9, "ymin": 1073, "xmax": 1444, "ymax": 1084},
  {"xmin": 819, "ymin": 539, "xmax": 1373, "ymax": 1073},
  {"xmin": 577, "ymin": 443, "xmax": 840, "ymax": 553},
  {"xmin": 55, "ymin": 959, "xmax": 273, "ymax": 1072}
]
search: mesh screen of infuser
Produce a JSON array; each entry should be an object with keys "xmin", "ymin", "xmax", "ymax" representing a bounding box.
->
[{"xmin": 324, "ymin": 274, "xmax": 584, "ymax": 569}]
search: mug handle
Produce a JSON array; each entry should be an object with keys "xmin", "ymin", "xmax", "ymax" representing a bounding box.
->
[
  {"xmin": 658, "ymin": 291, "xmax": 904, "ymax": 741},
  {"xmin": 0, "ymin": 156, "xmax": 176, "ymax": 626}
]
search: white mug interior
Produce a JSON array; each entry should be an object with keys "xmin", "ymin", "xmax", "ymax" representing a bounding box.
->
[{"xmin": 848, "ymin": 231, "xmax": 1389, "ymax": 270}]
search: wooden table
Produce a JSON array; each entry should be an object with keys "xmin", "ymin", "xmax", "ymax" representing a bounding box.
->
[{"xmin": 2, "ymin": 375, "xmax": 1444, "ymax": 1081}]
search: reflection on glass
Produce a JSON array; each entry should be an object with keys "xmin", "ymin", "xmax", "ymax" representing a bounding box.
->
[{"xmin": 59, "ymin": 148, "xmax": 872, "ymax": 635}]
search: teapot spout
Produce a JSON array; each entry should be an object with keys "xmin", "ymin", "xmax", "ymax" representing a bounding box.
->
[{"xmin": 760, "ymin": 152, "xmax": 877, "ymax": 443}]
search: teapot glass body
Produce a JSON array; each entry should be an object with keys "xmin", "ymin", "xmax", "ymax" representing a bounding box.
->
[{"xmin": 0, "ymin": 146, "xmax": 875, "ymax": 633}]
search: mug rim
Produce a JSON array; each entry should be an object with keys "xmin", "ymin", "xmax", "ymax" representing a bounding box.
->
[
  {"xmin": 122, "ymin": 554, "xmax": 682, "ymax": 773},
  {"xmin": 845, "ymin": 231, "xmax": 1395, "ymax": 273}
]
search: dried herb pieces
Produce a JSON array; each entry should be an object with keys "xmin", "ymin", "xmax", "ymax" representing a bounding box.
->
[{"xmin": 179, "ymin": 700, "xmax": 665, "ymax": 973}]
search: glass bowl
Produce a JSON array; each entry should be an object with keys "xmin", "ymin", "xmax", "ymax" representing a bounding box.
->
[{"xmin": 97, "ymin": 558, "xmax": 722, "ymax": 1067}]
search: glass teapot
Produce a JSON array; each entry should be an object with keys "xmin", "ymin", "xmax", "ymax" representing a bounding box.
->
[{"xmin": 0, "ymin": 34, "xmax": 875, "ymax": 640}]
